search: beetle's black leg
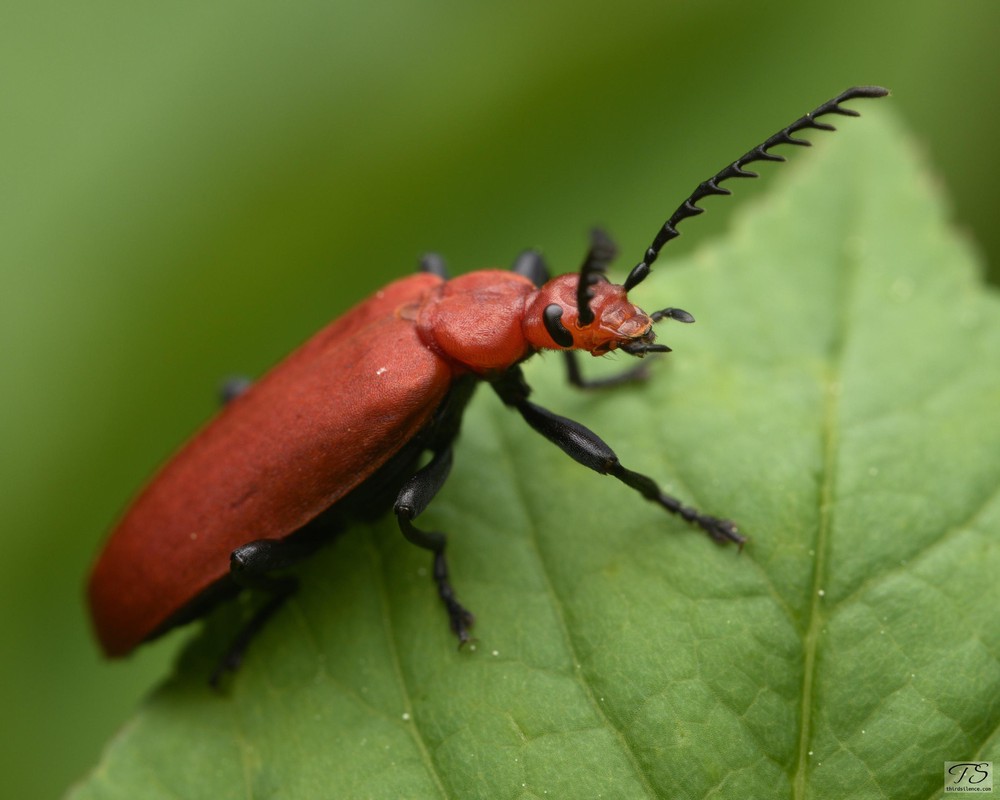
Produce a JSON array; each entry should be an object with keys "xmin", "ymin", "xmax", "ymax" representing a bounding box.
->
[
  {"xmin": 420, "ymin": 252, "xmax": 449, "ymax": 278},
  {"xmin": 210, "ymin": 537, "xmax": 319, "ymax": 686},
  {"xmin": 563, "ymin": 351, "xmax": 654, "ymax": 389},
  {"xmin": 218, "ymin": 376, "xmax": 252, "ymax": 405},
  {"xmin": 394, "ymin": 445, "xmax": 475, "ymax": 645},
  {"xmin": 512, "ymin": 249, "xmax": 550, "ymax": 287},
  {"xmin": 492, "ymin": 367, "xmax": 744, "ymax": 546}
]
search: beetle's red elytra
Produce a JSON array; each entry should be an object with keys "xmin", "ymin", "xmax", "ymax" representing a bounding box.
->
[{"xmin": 88, "ymin": 87, "xmax": 887, "ymax": 680}]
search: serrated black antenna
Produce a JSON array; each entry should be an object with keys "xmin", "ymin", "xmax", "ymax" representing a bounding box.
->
[
  {"xmin": 623, "ymin": 85, "xmax": 889, "ymax": 292},
  {"xmin": 576, "ymin": 227, "xmax": 618, "ymax": 325}
]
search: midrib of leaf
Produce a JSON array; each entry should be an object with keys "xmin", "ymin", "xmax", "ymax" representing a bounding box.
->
[
  {"xmin": 791, "ymin": 363, "xmax": 839, "ymax": 798},
  {"xmin": 792, "ymin": 184, "xmax": 860, "ymax": 798}
]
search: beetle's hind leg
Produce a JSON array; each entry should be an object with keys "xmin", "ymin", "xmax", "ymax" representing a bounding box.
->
[
  {"xmin": 210, "ymin": 537, "xmax": 318, "ymax": 686},
  {"xmin": 394, "ymin": 445, "xmax": 475, "ymax": 645}
]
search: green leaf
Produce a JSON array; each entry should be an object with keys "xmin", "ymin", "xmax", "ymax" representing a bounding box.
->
[{"xmin": 70, "ymin": 110, "xmax": 1000, "ymax": 800}]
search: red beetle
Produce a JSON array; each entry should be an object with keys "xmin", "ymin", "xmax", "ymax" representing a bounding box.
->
[{"xmin": 89, "ymin": 87, "xmax": 887, "ymax": 678}]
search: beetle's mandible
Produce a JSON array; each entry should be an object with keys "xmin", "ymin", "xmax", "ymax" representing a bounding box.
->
[{"xmin": 88, "ymin": 87, "xmax": 888, "ymax": 681}]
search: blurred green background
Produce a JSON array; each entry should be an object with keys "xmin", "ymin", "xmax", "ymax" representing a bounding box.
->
[{"xmin": 2, "ymin": 1, "xmax": 998, "ymax": 797}]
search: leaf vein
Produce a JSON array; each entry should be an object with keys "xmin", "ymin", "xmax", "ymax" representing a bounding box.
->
[{"xmin": 371, "ymin": 535, "xmax": 451, "ymax": 800}]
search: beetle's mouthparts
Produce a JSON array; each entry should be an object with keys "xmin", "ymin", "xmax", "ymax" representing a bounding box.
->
[
  {"xmin": 651, "ymin": 307, "xmax": 695, "ymax": 324},
  {"xmin": 621, "ymin": 339, "xmax": 671, "ymax": 357}
]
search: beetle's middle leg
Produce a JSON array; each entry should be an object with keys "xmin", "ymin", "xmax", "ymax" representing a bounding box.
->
[{"xmin": 394, "ymin": 445, "xmax": 475, "ymax": 645}]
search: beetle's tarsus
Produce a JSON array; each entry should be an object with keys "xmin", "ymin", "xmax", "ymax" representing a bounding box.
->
[
  {"xmin": 607, "ymin": 462, "xmax": 745, "ymax": 548},
  {"xmin": 432, "ymin": 550, "xmax": 476, "ymax": 645},
  {"xmin": 698, "ymin": 516, "xmax": 745, "ymax": 547}
]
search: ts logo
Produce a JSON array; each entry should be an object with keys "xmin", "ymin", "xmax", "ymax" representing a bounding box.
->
[{"xmin": 945, "ymin": 762, "xmax": 993, "ymax": 793}]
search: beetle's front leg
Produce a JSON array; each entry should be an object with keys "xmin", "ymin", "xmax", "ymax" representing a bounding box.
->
[
  {"xmin": 394, "ymin": 446, "xmax": 475, "ymax": 645},
  {"xmin": 492, "ymin": 367, "xmax": 744, "ymax": 546},
  {"xmin": 562, "ymin": 350, "xmax": 654, "ymax": 389}
]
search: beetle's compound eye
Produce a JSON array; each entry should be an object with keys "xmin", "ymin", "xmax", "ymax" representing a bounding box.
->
[{"xmin": 542, "ymin": 304, "xmax": 574, "ymax": 348}]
